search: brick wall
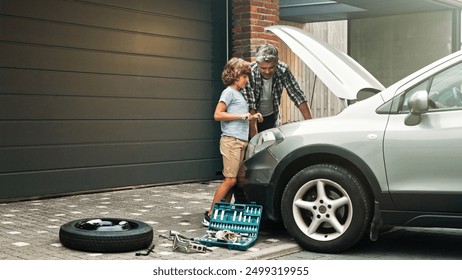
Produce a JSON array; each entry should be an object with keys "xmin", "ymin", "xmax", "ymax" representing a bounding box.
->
[{"xmin": 232, "ymin": 0, "xmax": 280, "ymax": 61}]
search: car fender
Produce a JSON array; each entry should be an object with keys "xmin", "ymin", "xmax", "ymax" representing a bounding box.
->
[{"xmin": 269, "ymin": 144, "xmax": 394, "ymax": 221}]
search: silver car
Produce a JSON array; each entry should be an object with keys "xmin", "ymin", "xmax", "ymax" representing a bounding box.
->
[{"xmin": 237, "ymin": 25, "xmax": 462, "ymax": 253}]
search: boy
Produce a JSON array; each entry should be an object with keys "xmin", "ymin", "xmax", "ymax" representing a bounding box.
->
[{"xmin": 203, "ymin": 58, "xmax": 262, "ymax": 226}]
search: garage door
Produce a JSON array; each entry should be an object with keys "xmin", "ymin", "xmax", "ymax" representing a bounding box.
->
[{"xmin": 0, "ymin": 0, "xmax": 228, "ymax": 201}]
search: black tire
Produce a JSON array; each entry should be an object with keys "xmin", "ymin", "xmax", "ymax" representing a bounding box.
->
[
  {"xmin": 59, "ymin": 218, "xmax": 153, "ymax": 253},
  {"xmin": 281, "ymin": 164, "xmax": 372, "ymax": 253},
  {"xmin": 233, "ymin": 186, "xmax": 248, "ymax": 204}
]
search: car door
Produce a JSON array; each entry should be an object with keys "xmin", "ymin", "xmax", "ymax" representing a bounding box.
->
[{"xmin": 383, "ymin": 62, "xmax": 462, "ymax": 213}]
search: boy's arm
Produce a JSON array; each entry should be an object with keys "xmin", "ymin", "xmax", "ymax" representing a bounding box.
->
[
  {"xmin": 249, "ymin": 109, "xmax": 258, "ymax": 138},
  {"xmin": 214, "ymin": 102, "xmax": 251, "ymax": 121}
]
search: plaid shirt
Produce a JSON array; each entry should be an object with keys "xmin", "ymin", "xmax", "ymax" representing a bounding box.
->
[{"xmin": 243, "ymin": 61, "xmax": 307, "ymax": 114}]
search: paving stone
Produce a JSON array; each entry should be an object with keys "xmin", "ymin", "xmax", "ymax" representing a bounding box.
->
[{"xmin": 0, "ymin": 181, "xmax": 299, "ymax": 260}]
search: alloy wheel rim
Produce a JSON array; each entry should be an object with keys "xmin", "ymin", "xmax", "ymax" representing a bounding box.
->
[{"xmin": 292, "ymin": 179, "xmax": 353, "ymax": 241}]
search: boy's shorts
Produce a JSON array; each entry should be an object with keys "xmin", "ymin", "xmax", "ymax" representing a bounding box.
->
[{"xmin": 220, "ymin": 136, "xmax": 248, "ymax": 178}]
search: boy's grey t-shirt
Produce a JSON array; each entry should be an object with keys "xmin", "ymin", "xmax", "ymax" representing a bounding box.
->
[{"xmin": 219, "ymin": 86, "xmax": 249, "ymax": 141}]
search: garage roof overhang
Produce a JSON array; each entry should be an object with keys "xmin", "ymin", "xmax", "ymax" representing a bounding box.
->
[{"xmin": 280, "ymin": 0, "xmax": 462, "ymax": 22}]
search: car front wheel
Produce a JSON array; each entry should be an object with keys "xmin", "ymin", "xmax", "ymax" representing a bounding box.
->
[{"xmin": 281, "ymin": 164, "xmax": 372, "ymax": 253}]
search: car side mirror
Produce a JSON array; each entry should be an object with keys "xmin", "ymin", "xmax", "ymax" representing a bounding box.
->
[{"xmin": 404, "ymin": 90, "xmax": 429, "ymax": 126}]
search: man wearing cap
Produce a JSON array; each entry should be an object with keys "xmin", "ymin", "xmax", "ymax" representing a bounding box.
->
[{"xmin": 245, "ymin": 44, "xmax": 312, "ymax": 137}]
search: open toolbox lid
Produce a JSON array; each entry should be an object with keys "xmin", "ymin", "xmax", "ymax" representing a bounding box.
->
[{"xmin": 196, "ymin": 202, "xmax": 263, "ymax": 251}]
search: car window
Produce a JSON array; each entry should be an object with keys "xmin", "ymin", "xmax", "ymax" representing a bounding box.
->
[
  {"xmin": 428, "ymin": 62, "xmax": 462, "ymax": 110},
  {"xmin": 399, "ymin": 62, "xmax": 462, "ymax": 113},
  {"xmin": 399, "ymin": 80, "xmax": 429, "ymax": 113}
]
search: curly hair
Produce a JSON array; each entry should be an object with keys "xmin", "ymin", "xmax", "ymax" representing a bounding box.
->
[{"xmin": 221, "ymin": 57, "xmax": 251, "ymax": 86}]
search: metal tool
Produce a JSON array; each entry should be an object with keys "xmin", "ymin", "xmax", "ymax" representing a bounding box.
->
[
  {"xmin": 160, "ymin": 230, "xmax": 212, "ymax": 253},
  {"xmin": 135, "ymin": 244, "xmax": 155, "ymax": 256}
]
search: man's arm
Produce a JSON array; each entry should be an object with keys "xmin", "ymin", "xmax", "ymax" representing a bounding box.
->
[
  {"xmin": 281, "ymin": 64, "xmax": 311, "ymax": 120},
  {"xmin": 244, "ymin": 74, "xmax": 259, "ymax": 138},
  {"xmin": 298, "ymin": 101, "xmax": 313, "ymax": 120}
]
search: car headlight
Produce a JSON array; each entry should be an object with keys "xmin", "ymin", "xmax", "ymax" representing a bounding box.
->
[{"xmin": 246, "ymin": 128, "xmax": 284, "ymax": 159}]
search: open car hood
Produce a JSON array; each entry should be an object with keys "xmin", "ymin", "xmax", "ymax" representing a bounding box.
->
[{"xmin": 266, "ymin": 25, "xmax": 385, "ymax": 100}]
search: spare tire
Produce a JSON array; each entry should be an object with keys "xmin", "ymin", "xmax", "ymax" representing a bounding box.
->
[{"xmin": 59, "ymin": 218, "xmax": 153, "ymax": 253}]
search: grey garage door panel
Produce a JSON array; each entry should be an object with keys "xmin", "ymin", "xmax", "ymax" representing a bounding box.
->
[
  {"xmin": 0, "ymin": 17, "xmax": 215, "ymax": 62},
  {"xmin": 0, "ymin": 0, "xmax": 227, "ymax": 199},
  {"xmin": 0, "ymin": 120, "xmax": 220, "ymax": 146},
  {"xmin": 87, "ymin": 0, "xmax": 212, "ymax": 21},
  {"xmin": 2, "ymin": 0, "xmax": 213, "ymax": 41},
  {"xmin": 0, "ymin": 43, "xmax": 215, "ymax": 80},
  {"xmin": 0, "ymin": 95, "xmax": 216, "ymax": 120},
  {"xmin": 0, "ymin": 158, "xmax": 222, "ymax": 201},
  {"xmin": 0, "ymin": 139, "xmax": 221, "ymax": 173},
  {"xmin": 0, "ymin": 69, "xmax": 222, "ymax": 100}
]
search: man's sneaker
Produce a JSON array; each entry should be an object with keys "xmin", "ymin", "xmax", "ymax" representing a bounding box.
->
[{"xmin": 202, "ymin": 211, "xmax": 210, "ymax": 227}]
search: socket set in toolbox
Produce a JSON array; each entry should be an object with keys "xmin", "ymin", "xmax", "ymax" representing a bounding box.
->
[{"xmin": 195, "ymin": 201, "xmax": 263, "ymax": 251}]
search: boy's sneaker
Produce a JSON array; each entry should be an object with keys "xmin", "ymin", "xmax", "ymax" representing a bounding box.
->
[{"xmin": 202, "ymin": 211, "xmax": 210, "ymax": 227}]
